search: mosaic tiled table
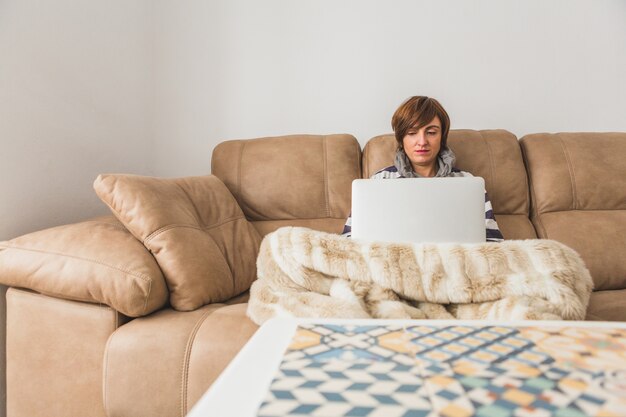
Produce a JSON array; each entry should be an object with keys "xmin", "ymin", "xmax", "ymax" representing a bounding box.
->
[{"xmin": 187, "ymin": 319, "xmax": 626, "ymax": 417}]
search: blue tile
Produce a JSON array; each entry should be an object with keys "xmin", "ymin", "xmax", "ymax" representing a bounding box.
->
[
  {"xmin": 346, "ymin": 406, "xmax": 375, "ymax": 416},
  {"xmin": 437, "ymin": 390, "xmax": 459, "ymax": 400},
  {"xmin": 322, "ymin": 392, "xmax": 345, "ymax": 402},
  {"xmin": 372, "ymin": 394, "xmax": 400, "ymax": 405},
  {"xmin": 401, "ymin": 409, "xmax": 429, "ymax": 417},
  {"xmin": 291, "ymin": 404, "xmax": 320, "ymax": 414},
  {"xmin": 347, "ymin": 382, "xmax": 371, "ymax": 391},
  {"xmin": 300, "ymin": 380, "xmax": 323, "ymax": 388},
  {"xmin": 530, "ymin": 399, "xmax": 558, "ymax": 411},
  {"xmin": 492, "ymin": 399, "xmax": 518, "ymax": 410},
  {"xmin": 272, "ymin": 390, "xmax": 296, "ymax": 400},
  {"xmin": 397, "ymin": 384, "xmax": 421, "ymax": 393},
  {"xmin": 579, "ymin": 393, "xmax": 605, "ymax": 405}
]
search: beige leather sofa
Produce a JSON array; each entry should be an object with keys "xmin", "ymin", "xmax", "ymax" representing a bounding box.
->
[{"xmin": 1, "ymin": 130, "xmax": 625, "ymax": 417}]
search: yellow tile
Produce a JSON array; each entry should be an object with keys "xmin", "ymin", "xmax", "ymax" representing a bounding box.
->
[
  {"xmin": 451, "ymin": 326, "xmax": 473, "ymax": 334},
  {"xmin": 289, "ymin": 329, "xmax": 321, "ymax": 350},
  {"xmin": 445, "ymin": 344, "xmax": 468, "ymax": 353},
  {"xmin": 440, "ymin": 403, "xmax": 472, "ymax": 417},
  {"xmin": 429, "ymin": 375, "xmax": 454, "ymax": 386},
  {"xmin": 463, "ymin": 338, "xmax": 483, "ymax": 346},
  {"xmin": 506, "ymin": 339, "xmax": 527, "ymax": 347},
  {"xmin": 515, "ymin": 365, "xmax": 541, "ymax": 377},
  {"xmin": 378, "ymin": 332, "xmax": 414, "ymax": 354},
  {"xmin": 453, "ymin": 363, "xmax": 478, "ymax": 376},
  {"xmin": 422, "ymin": 337, "xmax": 441, "ymax": 345},
  {"xmin": 503, "ymin": 389, "xmax": 535, "ymax": 406},
  {"xmin": 490, "ymin": 345, "xmax": 512, "ymax": 353},
  {"xmin": 596, "ymin": 408, "xmax": 622, "ymax": 417},
  {"xmin": 560, "ymin": 378, "xmax": 587, "ymax": 391},
  {"xmin": 473, "ymin": 351, "xmax": 497, "ymax": 361},
  {"xmin": 492, "ymin": 327, "xmax": 512, "ymax": 334},
  {"xmin": 426, "ymin": 351, "xmax": 451, "ymax": 361}
]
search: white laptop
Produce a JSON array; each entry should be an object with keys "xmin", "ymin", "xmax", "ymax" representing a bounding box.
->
[{"xmin": 350, "ymin": 177, "xmax": 486, "ymax": 244}]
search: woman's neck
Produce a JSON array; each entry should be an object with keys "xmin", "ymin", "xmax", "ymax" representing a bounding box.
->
[{"xmin": 411, "ymin": 162, "xmax": 438, "ymax": 178}]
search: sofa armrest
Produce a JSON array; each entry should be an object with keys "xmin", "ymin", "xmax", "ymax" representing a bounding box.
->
[{"xmin": 0, "ymin": 215, "xmax": 169, "ymax": 317}]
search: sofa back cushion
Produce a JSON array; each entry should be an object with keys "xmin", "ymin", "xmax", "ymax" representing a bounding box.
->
[
  {"xmin": 362, "ymin": 130, "xmax": 537, "ymax": 240},
  {"xmin": 212, "ymin": 134, "xmax": 361, "ymax": 236},
  {"xmin": 521, "ymin": 132, "xmax": 626, "ymax": 290}
]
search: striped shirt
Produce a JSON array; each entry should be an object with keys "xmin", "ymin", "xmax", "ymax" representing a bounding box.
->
[{"xmin": 342, "ymin": 165, "xmax": 504, "ymax": 242}]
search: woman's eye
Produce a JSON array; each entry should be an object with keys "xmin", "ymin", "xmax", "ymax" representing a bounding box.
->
[{"xmin": 427, "ymin": 131, "xmax": 436, "ymax": 135}]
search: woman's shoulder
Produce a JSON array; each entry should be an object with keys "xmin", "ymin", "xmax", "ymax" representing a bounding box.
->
[{"xmin": 370, "ymin": 165, "xmax": 401, "ymax": 179}]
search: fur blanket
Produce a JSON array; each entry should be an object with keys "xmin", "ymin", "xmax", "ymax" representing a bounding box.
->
[{"xmin": 247, "ymin": 227, "xmax": 593, "ymax": 324}]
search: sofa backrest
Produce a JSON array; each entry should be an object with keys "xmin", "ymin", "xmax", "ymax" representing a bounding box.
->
[
  {"xmin": 520, "ymin": 132, "xmax": 626, "ymax": 291},
  {"xmin": 362, "ymin": 130, "xmax": 537, "ymax": 240},
  {"xmin": 212, "ymin": 134, "xmax": 361, "ymax": 236}
]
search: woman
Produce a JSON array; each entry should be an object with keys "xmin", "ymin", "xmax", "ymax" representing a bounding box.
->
[{"xmin": 343, "ymin": 96, "xmax": 504, "ymax": 242}]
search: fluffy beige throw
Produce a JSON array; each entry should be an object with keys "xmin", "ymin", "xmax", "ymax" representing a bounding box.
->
[{"xmin": 247, "ymin": 227, "xmax": 593, "ymax": 325}]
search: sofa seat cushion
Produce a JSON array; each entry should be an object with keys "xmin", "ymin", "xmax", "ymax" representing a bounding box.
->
[
  {"xmin": 536, "ymin": 210, "xmax": 626, "ymax": 291},
  {"xmin": 94, "ymin": 174, "xmax": 262, "ymax": 311},
  {"xmin": 0, "ymin": 216, "xmax": 168, "ymax": 317},
  {"xmin": 251, "ymin": 218, "xmax": 348, "ymax": 238},
  {"xmin": 586, "ymin": 289, "xmax": 626, "ymax": 321},
  {"xmin": 483, "ymin": 214, "xmax": 537, "ymax": 240},
  {"xmin": 103, "ymin": 303, "xmax": 258, "ymax": 417}
]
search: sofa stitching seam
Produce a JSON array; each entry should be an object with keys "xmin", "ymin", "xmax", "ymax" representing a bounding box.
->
[
  {"xmin": 102, "ymin": 310, "xmax": 120, "ymax": 417},
  {"xmin": 9, "ymin": 287, "xmax": 117, "ymax": 311},
  {"xmin": 0, "ymin": 244, "xmax": 152, "ymax": 284},
  {"xmin": 520, "ymin": 138, "xmax": 532, "ymax": 216},
  {"xmin": 558, "ymin": 133, "xmax": 578, "ymax": 210},
  {"xmin": 521, "ymin": 138, "xmax": 547, "ymax": 237},
  {"xmin": 323, "ymin": 135, "xmax": 330, "ymax": 217},
  {"xmin": 9, "ymin": 287, "xmax": 112, "ymax": 308},
  {"xmin": 355, "ymin": 136, "xmax": 363, "ymax": 179},
  {"xmin": 361, "ymin": 137, "xmax": 369, "ymax": 178},
  {"xmin": 237, "ymin": 141, "xmax": 245, "ymax": 200},
  {"xmin": 81, "ymin": 219, "xmax": 127, "ymax": 231},
  {"xmin": 180, "ymin": 308, "xmax": 218, "ymax": 416},
  {"xmin": 175, "ymin": 181, "xmax": 203, "ymax": 225},
  {"xmin": 480, "ymin": 130, "xmax": 497, "ymax": 207},
  {"xmin": 143, "ymin": 215, "xmax": 246, "ymax": 243},
  {"xmin": 103, "ymin": 329, "xmax": 112, "ymax": 416},
  {"xmin": 142, "ymin": 277, "xmax": 152, "ymax": 314}
]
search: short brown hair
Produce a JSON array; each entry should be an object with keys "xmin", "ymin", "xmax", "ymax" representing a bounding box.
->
[{"xmin": 391, "ymin": 96, "xmax": 451, "ymax": 150}]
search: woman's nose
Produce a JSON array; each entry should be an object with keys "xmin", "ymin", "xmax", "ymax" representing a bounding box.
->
[{"xmin": 416, "ymin": 132, "xmax": 427, "ymax": 144}]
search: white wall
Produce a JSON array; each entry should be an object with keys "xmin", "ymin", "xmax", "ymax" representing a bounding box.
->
[
  {"xmin": 153, "ymin": 0, "xmax": 626, "ymax": 177},
  {"xmin": 0, "ymin": 1, "xmax": 155, "ymax": 415},
  {"xmin": 0, "ymin": 0, "xmax": 155, "ymax": 240}
]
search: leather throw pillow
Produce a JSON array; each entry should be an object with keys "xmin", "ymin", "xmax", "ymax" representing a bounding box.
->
[{"xmin": 94, "ymin": 174, "xmax": 261, "ymax": 311}]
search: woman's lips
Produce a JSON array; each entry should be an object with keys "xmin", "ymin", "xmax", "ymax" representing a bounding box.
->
[{"xmin": 414, "ymin": 149, "xmax": 429, "ymax": 154}]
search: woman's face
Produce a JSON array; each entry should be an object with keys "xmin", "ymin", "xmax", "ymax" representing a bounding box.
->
[{"xmin": 402, "ymin": 116, "xmax": 442, "ymax": 174}]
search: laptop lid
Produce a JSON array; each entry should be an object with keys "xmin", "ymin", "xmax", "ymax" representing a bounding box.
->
[{"xmin": 350, "ymin": 177, "xmax": 486, "ymax": 244}]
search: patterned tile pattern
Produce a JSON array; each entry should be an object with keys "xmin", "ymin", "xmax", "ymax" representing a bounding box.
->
[{"xmin": 257, "ymin": 324, "xmax": 626, "ymax": 417}]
